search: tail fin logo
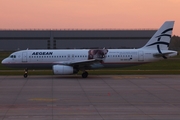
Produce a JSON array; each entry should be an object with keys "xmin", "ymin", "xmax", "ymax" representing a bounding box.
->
[
  {"xmin": 146, "ymin": 28, "xmax": 173, "ymax": 47},
  {"xmin": 146, "ymin": 28, "xmax": 173, "ymax": 59}
]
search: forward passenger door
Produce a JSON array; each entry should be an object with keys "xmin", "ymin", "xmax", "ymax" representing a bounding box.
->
[{"xmin": 22, "ymin": 52, "xmax": 27, "ymax": 62}]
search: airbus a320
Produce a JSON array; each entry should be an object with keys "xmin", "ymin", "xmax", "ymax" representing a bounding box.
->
[{"xmin": 1, "ymin": 21, "xmax": 177, "ymax": 78}]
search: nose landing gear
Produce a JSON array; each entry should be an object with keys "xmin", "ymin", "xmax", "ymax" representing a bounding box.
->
[{"xmin": 24, "ymin": 68, "xmax": 28, "ymax": 78}]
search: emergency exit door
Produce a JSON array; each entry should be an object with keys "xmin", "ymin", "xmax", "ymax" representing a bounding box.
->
[{"xmin": 138, "ymin": 51, "xmax": 144, "ymax": 61}]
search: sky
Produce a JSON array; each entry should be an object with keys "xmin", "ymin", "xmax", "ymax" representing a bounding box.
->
[{"xmin": 0, "ymin": 0, "xmax": 180, "ymax": 35}]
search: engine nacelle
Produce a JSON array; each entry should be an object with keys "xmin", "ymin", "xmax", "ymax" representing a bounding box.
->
[{"xmin": 53, "ymin": 65, "xmax": 74, "ymax": 75}]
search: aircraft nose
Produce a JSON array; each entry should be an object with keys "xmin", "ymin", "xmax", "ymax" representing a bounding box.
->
[{"xmin": 1, "ymin": 58, "xmax": 7, "ymax": 65}]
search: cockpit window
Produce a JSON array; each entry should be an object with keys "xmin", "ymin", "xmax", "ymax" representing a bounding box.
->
[{"xmin": 10, "ymin": 55, "xmax": 16, "ymax": 58}]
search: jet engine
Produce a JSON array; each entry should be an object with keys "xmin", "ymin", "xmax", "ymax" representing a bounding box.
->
[{"xmin": 53, "ymin": 65, "xmax": 74, "ymax": 75}]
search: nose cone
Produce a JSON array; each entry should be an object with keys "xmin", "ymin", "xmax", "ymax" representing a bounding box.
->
[{"xmin": 1, "ymin": 58, "xmax": 8, "ymax": 65}]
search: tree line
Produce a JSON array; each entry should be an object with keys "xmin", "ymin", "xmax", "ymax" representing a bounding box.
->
[{"xmin": 169, "ymin": 35, "xmax": 180, "ymax": 50}]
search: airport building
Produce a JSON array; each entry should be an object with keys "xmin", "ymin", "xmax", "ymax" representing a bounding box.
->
[{"xmin": 0, "ymin": 29, "xmax": 156, "ymax": 51}]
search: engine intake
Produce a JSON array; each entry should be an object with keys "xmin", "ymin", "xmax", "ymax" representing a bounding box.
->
[{"xmin": 53, "ymin": 65, "xmax": 74, "ymax": 75}]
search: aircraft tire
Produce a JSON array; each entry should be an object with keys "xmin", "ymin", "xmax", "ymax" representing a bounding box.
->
[
  {"xmin": 82, "ymin": 71, "xmax": 88, "ymax": 78},
  {"xmin": 24, "ymin": 73, "xmax": 28, "ymax": 78}
]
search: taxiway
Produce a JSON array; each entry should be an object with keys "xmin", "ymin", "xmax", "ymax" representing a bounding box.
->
[{"xmin": 0, "ymin": 75, "xmax": 180, "ymax": 120}]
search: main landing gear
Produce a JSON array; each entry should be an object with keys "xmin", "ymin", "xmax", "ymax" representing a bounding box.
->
[
  {"xmin": 24, "ymin": 68, "xmax": 28, "ymax": 78},
  {"xmin": 82, "ymin": 71, "xmax": 88, "ymax": 78}
]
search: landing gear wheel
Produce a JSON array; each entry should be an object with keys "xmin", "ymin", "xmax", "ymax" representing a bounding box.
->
[
  {"xmin": 82, "ymin": 71, "xmax": 88, "ymax": 78},
  {"xmin": 24, "ymin": 73, "xmax": 28, "ymax": 78},
  {"xmin": 24, "ymin": 68, "xmax": 28, "ymax": 78}
]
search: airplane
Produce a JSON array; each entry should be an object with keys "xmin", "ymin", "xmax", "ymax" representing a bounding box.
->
[{"xmin": 1, "ymin": 21, "xmax": 178, "ymax": 78}]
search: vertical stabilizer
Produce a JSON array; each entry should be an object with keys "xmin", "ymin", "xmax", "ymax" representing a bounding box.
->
[{"xmin": 141, "ymin": 21, "xmax": 174, "ymax": 50}]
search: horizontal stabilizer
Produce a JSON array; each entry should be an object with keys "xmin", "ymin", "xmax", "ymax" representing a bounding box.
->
[{"xmin": 153, "ymin": 52, "xmax": 176, "ymax": 57}]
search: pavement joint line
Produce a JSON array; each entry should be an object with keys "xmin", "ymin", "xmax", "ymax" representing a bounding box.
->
[
  {"xmin": 146, "ymin": 76, "xmax": 174, "ymax": 104},
  {"xmin": 101, "ymin": 77, "xmax": 148, "ymax": 118},
  {"xmin": 2, "ymin": 77, "xmax": 29, "ymax": 120},
  {"xmin": 1, "ymin": 75, "xmax": 180, "ymax": 119},
  {"xmin": 103, "ymin": 76, "xmax": 156, "ymax": 120},
  {"xmin": 52, "ymin": 75, "xmax": 54, "ymax": 120},
  {"xmin": 128, "ymin": 78, "xmax": 168, "ymax": 120},
  {"xmin": 77, "ymin": 78, "xmax": 105, "ymax": 120},
  {"xmin": 128, "ymin": 79, "xmax": 154, "ymax": 119},
  {"xmin": 153, "ymin": 77, "xmax": 180, "ymax": 108}
]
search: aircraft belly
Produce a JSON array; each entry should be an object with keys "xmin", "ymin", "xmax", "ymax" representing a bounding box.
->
[{"xmin": 3, "ymin": 63, "xmax": 52, "ymax": 69}]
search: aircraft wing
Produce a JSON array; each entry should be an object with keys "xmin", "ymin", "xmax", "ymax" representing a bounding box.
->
[
  {"xmin": 70, "ymin": 59, "xmax": 100, "ymax": 65},
  {"xmin": 53, "ymin": 59, "xmax": 103, "ymax": 69}
]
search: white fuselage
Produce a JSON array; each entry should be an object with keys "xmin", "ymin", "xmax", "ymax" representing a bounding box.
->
[{"xmin": 2, "ymin": 49, "xmax": 177, "ymax": 70}]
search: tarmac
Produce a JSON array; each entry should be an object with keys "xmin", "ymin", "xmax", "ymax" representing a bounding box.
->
[{"xmin": 0, "ymin": 75, "xmax": 180, "ymax": 120}]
